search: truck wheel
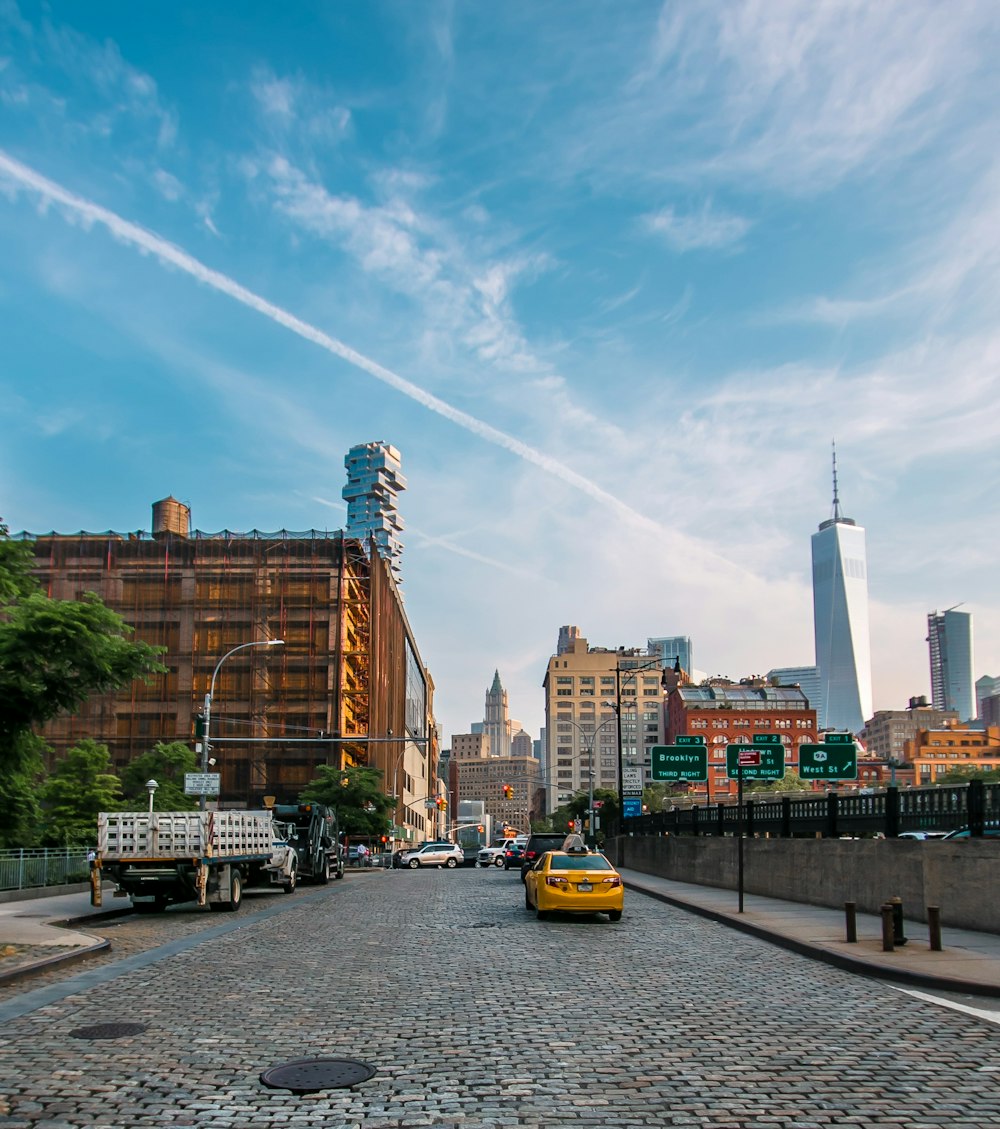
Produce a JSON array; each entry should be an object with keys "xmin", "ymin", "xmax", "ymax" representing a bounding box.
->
[
  {"xmin": 408, "ymin": 858, "xmax": 420, "ymax": 869},
  {"xmin": 334, "ymin": 857, "xmax": 345, "ymax": 880},
  {"xmin": 224, "ymin": 870, "xmax": 243, "ymax": 912},
  {"xmin": 317, "ymin": 852, "xmax": 329, "ymax": 885},
  {"xmin": 493, "ymin": 856, "xmax": 505, "ymax": 868},
  {"xmin": 283, "ymin": 866, "xmax": 296, "ymax": 894}
]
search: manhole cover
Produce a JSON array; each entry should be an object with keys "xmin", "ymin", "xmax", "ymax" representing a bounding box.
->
[
  {"xmin": 260, "ymin": 1058, "xmax": 376, "ymax": 1094},
  {"xmin": 70, "ymin": 1022, "xmax": 148, "ymax": 1040}
]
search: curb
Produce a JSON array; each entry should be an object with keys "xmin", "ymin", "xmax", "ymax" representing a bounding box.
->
[{"xmin": 625, "ymin": 879, "xmax": 1000, "ymax": 999}]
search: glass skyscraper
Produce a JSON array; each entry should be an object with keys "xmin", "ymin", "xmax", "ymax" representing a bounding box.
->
[
  {"xmin": 811, "ymin": 450, "xmax": 873, "ymax": 733},
  {"xmin": 927, "ymin": 608, "xmax": 975, "ymax": 720}
]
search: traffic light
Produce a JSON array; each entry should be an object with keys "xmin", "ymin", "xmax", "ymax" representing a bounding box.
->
[
  {"xmin": 380, "ymin": 835, "xmax": 388, "ymax": 844},
  {"xmin": 502, "ymin": 783, "xmax": 513, "ymax": 799},
  {"xmin": 567, "ymin": 820, "xmax": 576, "ymax": 832},
  {"xmin": 477, "ymin": 825, "xmax": 484, "ymax": 833},
  {"xmin": 194, "ymin": 712, "xmax": 205, "ymax": 739},
  {"xmin": 436, "ymin": 796, "xmax": 447, "ymax": 810}
]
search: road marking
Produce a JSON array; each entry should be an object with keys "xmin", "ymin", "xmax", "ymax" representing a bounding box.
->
[{"xmin": 892, "ymin": 986, "xmax": 1000, "ymax": 1027}]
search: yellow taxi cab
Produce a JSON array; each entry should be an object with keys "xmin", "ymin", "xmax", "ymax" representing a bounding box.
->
[{"xmin": 523, "ymin": 836, "xmax": 623, "ymax": 922}]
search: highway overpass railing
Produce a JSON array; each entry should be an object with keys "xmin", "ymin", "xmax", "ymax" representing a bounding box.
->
[{"xmin": 620, "ymin": 780, "xmax": 998, "ymax": 839}]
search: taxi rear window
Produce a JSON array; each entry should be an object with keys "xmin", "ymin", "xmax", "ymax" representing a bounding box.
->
[{"xmin": 547, "ymin": 854, "xmax": 613, "ymax": 871}]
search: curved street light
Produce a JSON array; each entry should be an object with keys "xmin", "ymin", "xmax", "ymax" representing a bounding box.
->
[
  {"xmin": 201, "ymin": 638, "xmax": 284, "ymax": 810},
  {"xmin": 561, "ymin": 715, "xmax": 618, "ymax": 847}
]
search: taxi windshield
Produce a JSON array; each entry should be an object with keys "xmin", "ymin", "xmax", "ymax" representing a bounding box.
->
[{"xmin": 546, "ymin": 853, "xmax": 613, "ymax": 871}]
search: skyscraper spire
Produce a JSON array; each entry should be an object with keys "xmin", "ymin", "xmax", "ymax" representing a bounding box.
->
[{"xmin": 831, "ymin": 439, "xmax": 842, "ymax": 522}]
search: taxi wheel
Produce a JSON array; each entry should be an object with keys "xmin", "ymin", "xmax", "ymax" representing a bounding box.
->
[
  {"xmin": 608, "ymin": 910, "xmax": 622, "ymax": 922},
  {"xmin": 524, "ymin": 887, "xmax": 532, "ymax": 910},
  {"xmin": 536, "ymin": 907, "xmax": 549, "ymax": 921}
]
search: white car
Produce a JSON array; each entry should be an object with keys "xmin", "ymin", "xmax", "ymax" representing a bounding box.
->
[
  {"xmin": 400, "ymin": 842, "xmax": 464, "ymax": 869},
  {"xmin": 477, "ymin": 844, "xmax": 509, "ymax": 868}
]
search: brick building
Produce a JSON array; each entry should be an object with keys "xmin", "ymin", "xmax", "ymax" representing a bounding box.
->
[{"xmin": 22, "ymin": 497, "xmax": 438, "ymax": 839}]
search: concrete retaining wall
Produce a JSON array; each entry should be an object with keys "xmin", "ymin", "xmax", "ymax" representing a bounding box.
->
[{"xmin": 612, "ymin": 836, "xmax": 1000, "ymax": 934}]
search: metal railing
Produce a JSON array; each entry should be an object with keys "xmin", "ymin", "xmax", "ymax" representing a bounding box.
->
[
  {"xmin": 0, "ymin": 848, "xmax": 92, "ymax": 892},
  {"xmin": 617, "ymin": 781, "xmax": 999, "ymax": 839}
]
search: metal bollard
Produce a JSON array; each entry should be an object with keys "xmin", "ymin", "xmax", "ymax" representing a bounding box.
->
[
  {"xmin": 880, "ymin": 903, "xmax": 895, "ymax": 951},
  {"xmin": 889, "ymin": 895, "xmax": 907, "ymax": 946},
  {"xmin": 844, "ymin": 901, "xmax": 857, "ymax": 943},
  {"xmin": 927, "ymin": 906, "xmax": 942, "ymax": 952}
]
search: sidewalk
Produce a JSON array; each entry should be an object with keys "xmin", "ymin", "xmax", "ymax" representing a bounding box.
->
[
  {"xmin": 4, "ymin": 876, "xmax": 1000, "ymax": 996},
  {"xmin": 620, "ymin": 868, "xmax": 1000, "ymax": 997},
  {"xmin": 0, "ymin": 886, "xmax": 123, "ymax": 983}
]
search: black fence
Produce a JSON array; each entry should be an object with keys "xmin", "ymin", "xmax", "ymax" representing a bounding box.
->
[{"xmin": 617, "ymin": 780, "xmax": 999, "ymax": 840}]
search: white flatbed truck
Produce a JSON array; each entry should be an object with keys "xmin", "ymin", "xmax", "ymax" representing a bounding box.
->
[{"xmin": 91, "ymin": 809, "xmax": 297, "ymax": 912}]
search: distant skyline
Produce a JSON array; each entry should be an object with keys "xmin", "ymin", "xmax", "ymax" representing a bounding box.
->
[{"xmin": 3, "ymin": 2, "xmax": 999, "ymax": 746}]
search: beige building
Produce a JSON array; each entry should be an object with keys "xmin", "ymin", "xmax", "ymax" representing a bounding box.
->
[
  {"xmin": 449, "ymin": 737, "xmax": 543, "ymax": 835},
  {"xmin": 906, "ymin": 724, "xmax": 1000, "ymax": 784},
  {"xmin": 860, "ymin": 699, "xmax": 958, "ymax": 763},
  {"xmin": 542, "ymin": 633, "xmax": 666, "ymax": 815}
]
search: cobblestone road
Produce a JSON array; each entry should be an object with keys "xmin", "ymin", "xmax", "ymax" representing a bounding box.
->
[{"xmin": 1, "ymin": 867, "xmax": 998, "ymax": 1128}]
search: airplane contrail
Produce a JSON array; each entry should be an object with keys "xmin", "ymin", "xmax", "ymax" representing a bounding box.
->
[{"xmin": 0, "ymin": 150, "xmax": 662, "ymax": 536}]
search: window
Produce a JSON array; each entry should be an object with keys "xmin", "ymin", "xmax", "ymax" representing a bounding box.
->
[
  {"xmin": 557, "ymin": 677, "xmax": 573, "ymax": 685},
  {"xmin": 557, "ymin": 689, "xmax": 573, "ymax": 697}
]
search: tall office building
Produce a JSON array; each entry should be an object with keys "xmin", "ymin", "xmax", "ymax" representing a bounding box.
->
[
  {"xmin": 811, "ymin": 447, "xmax": 873, "ymax": 733},
  {"xmin": 928, "ymin": 608, "xmax": 975, "ymax": 720},
  {"xmin": 648, "ymin": 636, "xmax": 693, "ymax": 677},
  {"xmin": 482, "ymin": 670, "xmax": 515, "ymax": 758},
  {"xmin": 342, "ymin": 441, "xmax": 406, "ymax": 584},
  {"xmin": 767, "ymin": 666, "xmax": 823, "ymax": 720}
]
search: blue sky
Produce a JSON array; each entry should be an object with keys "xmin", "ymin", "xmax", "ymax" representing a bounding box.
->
[{"xmin": 2, "ymin": 1, "xmax": 999, "ymax": 745}]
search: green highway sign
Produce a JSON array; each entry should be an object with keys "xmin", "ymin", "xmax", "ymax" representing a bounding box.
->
[
  {"xmin": 651, "ymin": 746, "xmax": 708, "ymax": 782},
  {"xmin": 822, "ymin": 732, "xmax": 856, "ymax": 745},
  {"xmin": 726, "ymin": 743, "xmax": 785, "ymax": 779},
  {"xmin": 799, "ymin": 744, "xmax": 858, "ymax": 780},
  {"xmin": 752, "ymin": 733, "xmax": 784, "ymax": 747},
  {"xmin": 675, "ymin": 735, "xmax": 707, "ymax": 746}
]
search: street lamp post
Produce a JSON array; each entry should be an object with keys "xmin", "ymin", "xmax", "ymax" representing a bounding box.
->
[
  {"xmin": 611, "ymin": 654, "xmax": 671, "ymax": 846},
  {"xmin": 563, "ymin": 716, "xmax": 617, "ymax": 848},
  {"xmin": 201, "ymin": 638, "xmax": 284, "ymax": 811},
  {"xmin": 146, "ymin": 779, "xmax": 158, "ymax": 815}
]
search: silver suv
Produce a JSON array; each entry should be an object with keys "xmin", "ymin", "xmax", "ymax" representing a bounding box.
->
[{"xmin": 400, "ymin": 842, "xmax": 464, "ymax": 869}]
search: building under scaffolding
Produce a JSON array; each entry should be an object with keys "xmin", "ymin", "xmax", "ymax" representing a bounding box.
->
[{"xmin": 23, "ymin": 497, "xmax": 438, "ymax": 840}]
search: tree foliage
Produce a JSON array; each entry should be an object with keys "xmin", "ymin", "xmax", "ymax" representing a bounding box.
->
[
  {"xmin": 0, "ymin": 733, "xmax": 47, "ymax": 848},
  {"xmin": 120, "ymin": 742, "xmax": 199, "ymax": 810},
  {"xmin": 934, "ymin": 766, "xmax": 1000, "ymax": 785},
  {"xmin": 39, "ymin": 739, "xmax": 123, "ymax": 846},
  {"xmin": 744, "ymin": 770, "xmax": 811, "ymax": 794},
  {"xmin": 299, "ymin": 764, "xmax": 396, "ymax": 838},
  {"xmin": 0, "ymin": 520, "xmax": 165, "ymax": 779}
]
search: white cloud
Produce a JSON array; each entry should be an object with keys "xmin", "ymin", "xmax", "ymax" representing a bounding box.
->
[{"xmin": 645, "ymin": 202, "xmax": 750, "ymax": 251}]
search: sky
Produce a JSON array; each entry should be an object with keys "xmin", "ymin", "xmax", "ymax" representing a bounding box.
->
[{"xmin": 2, "ymin": 1, "xmax": 999, "ymax": 747}]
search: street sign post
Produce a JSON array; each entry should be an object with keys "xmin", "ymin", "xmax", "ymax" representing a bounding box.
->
[
  {"xmin": 752, "ymin": 733, "xmax": 784, "ymax": 746},
  {"xmin": 822, "ymin": 732, "xmax": 856, "ymax": 745},
  {"xmin": 651, "ymin": 745, "xmax": 708, "ymax": 781},
  {"xmin": 675, "ymin": 735, "xmax": 707, "ymax": 746},
  {"xmin": 622, "ymin": 764, "xmax": 644, "ymax": 796},
  {"xmin": 799, "ymin": 743, "xmax": 858, "ymax": 780},
  {"xmin": 622, "ymin": 797, "xmax": 642, "ymax": 818},
  {"xmin": 184, "ymin": 772, "xmax": 220, "ymax": 796}
]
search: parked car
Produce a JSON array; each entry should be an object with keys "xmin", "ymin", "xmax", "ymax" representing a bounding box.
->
[
  {"xmin": 942, "ymin": 824, "xmax": 1000, "ymax": 839},
  {"xmin": 520, "ymin": 832, "xmax": 571, "ymax": 881},
  {"xmin": 399, "ymin": 842, "xmax": 465, "ymax": 869},
  {"xmin": 523, "ymin": 841, "xmax": 623, "ymax": 922},
  {"xmin": 897, "ymin": 830, "xmax": 950, "ymax": 840}
]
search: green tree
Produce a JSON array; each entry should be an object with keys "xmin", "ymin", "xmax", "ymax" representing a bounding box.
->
[
  {"xmin": 0, "ymin": 732, "xmax": 47, "ymax": 848},
  {"xmin": 39, "ymin": 739, "xmax": 123, "ymax": 846},
  {"xmin": 934, "ymin": 766, "xmax": 1000, "ymax": 785},
  {"xmin": 745, "ymin": 770, "xmax": 811, "ymax": 794},
  {"xmin": 0, "ymin": 520, "xmax": 165, "ymax": 778},
  {"xmin": 120, "ymin": 742, "xmax": 199, "ymax": 810},
  {"xmin": 299, "ymin": 764, "xmax": 396, "ymax": 838}
]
